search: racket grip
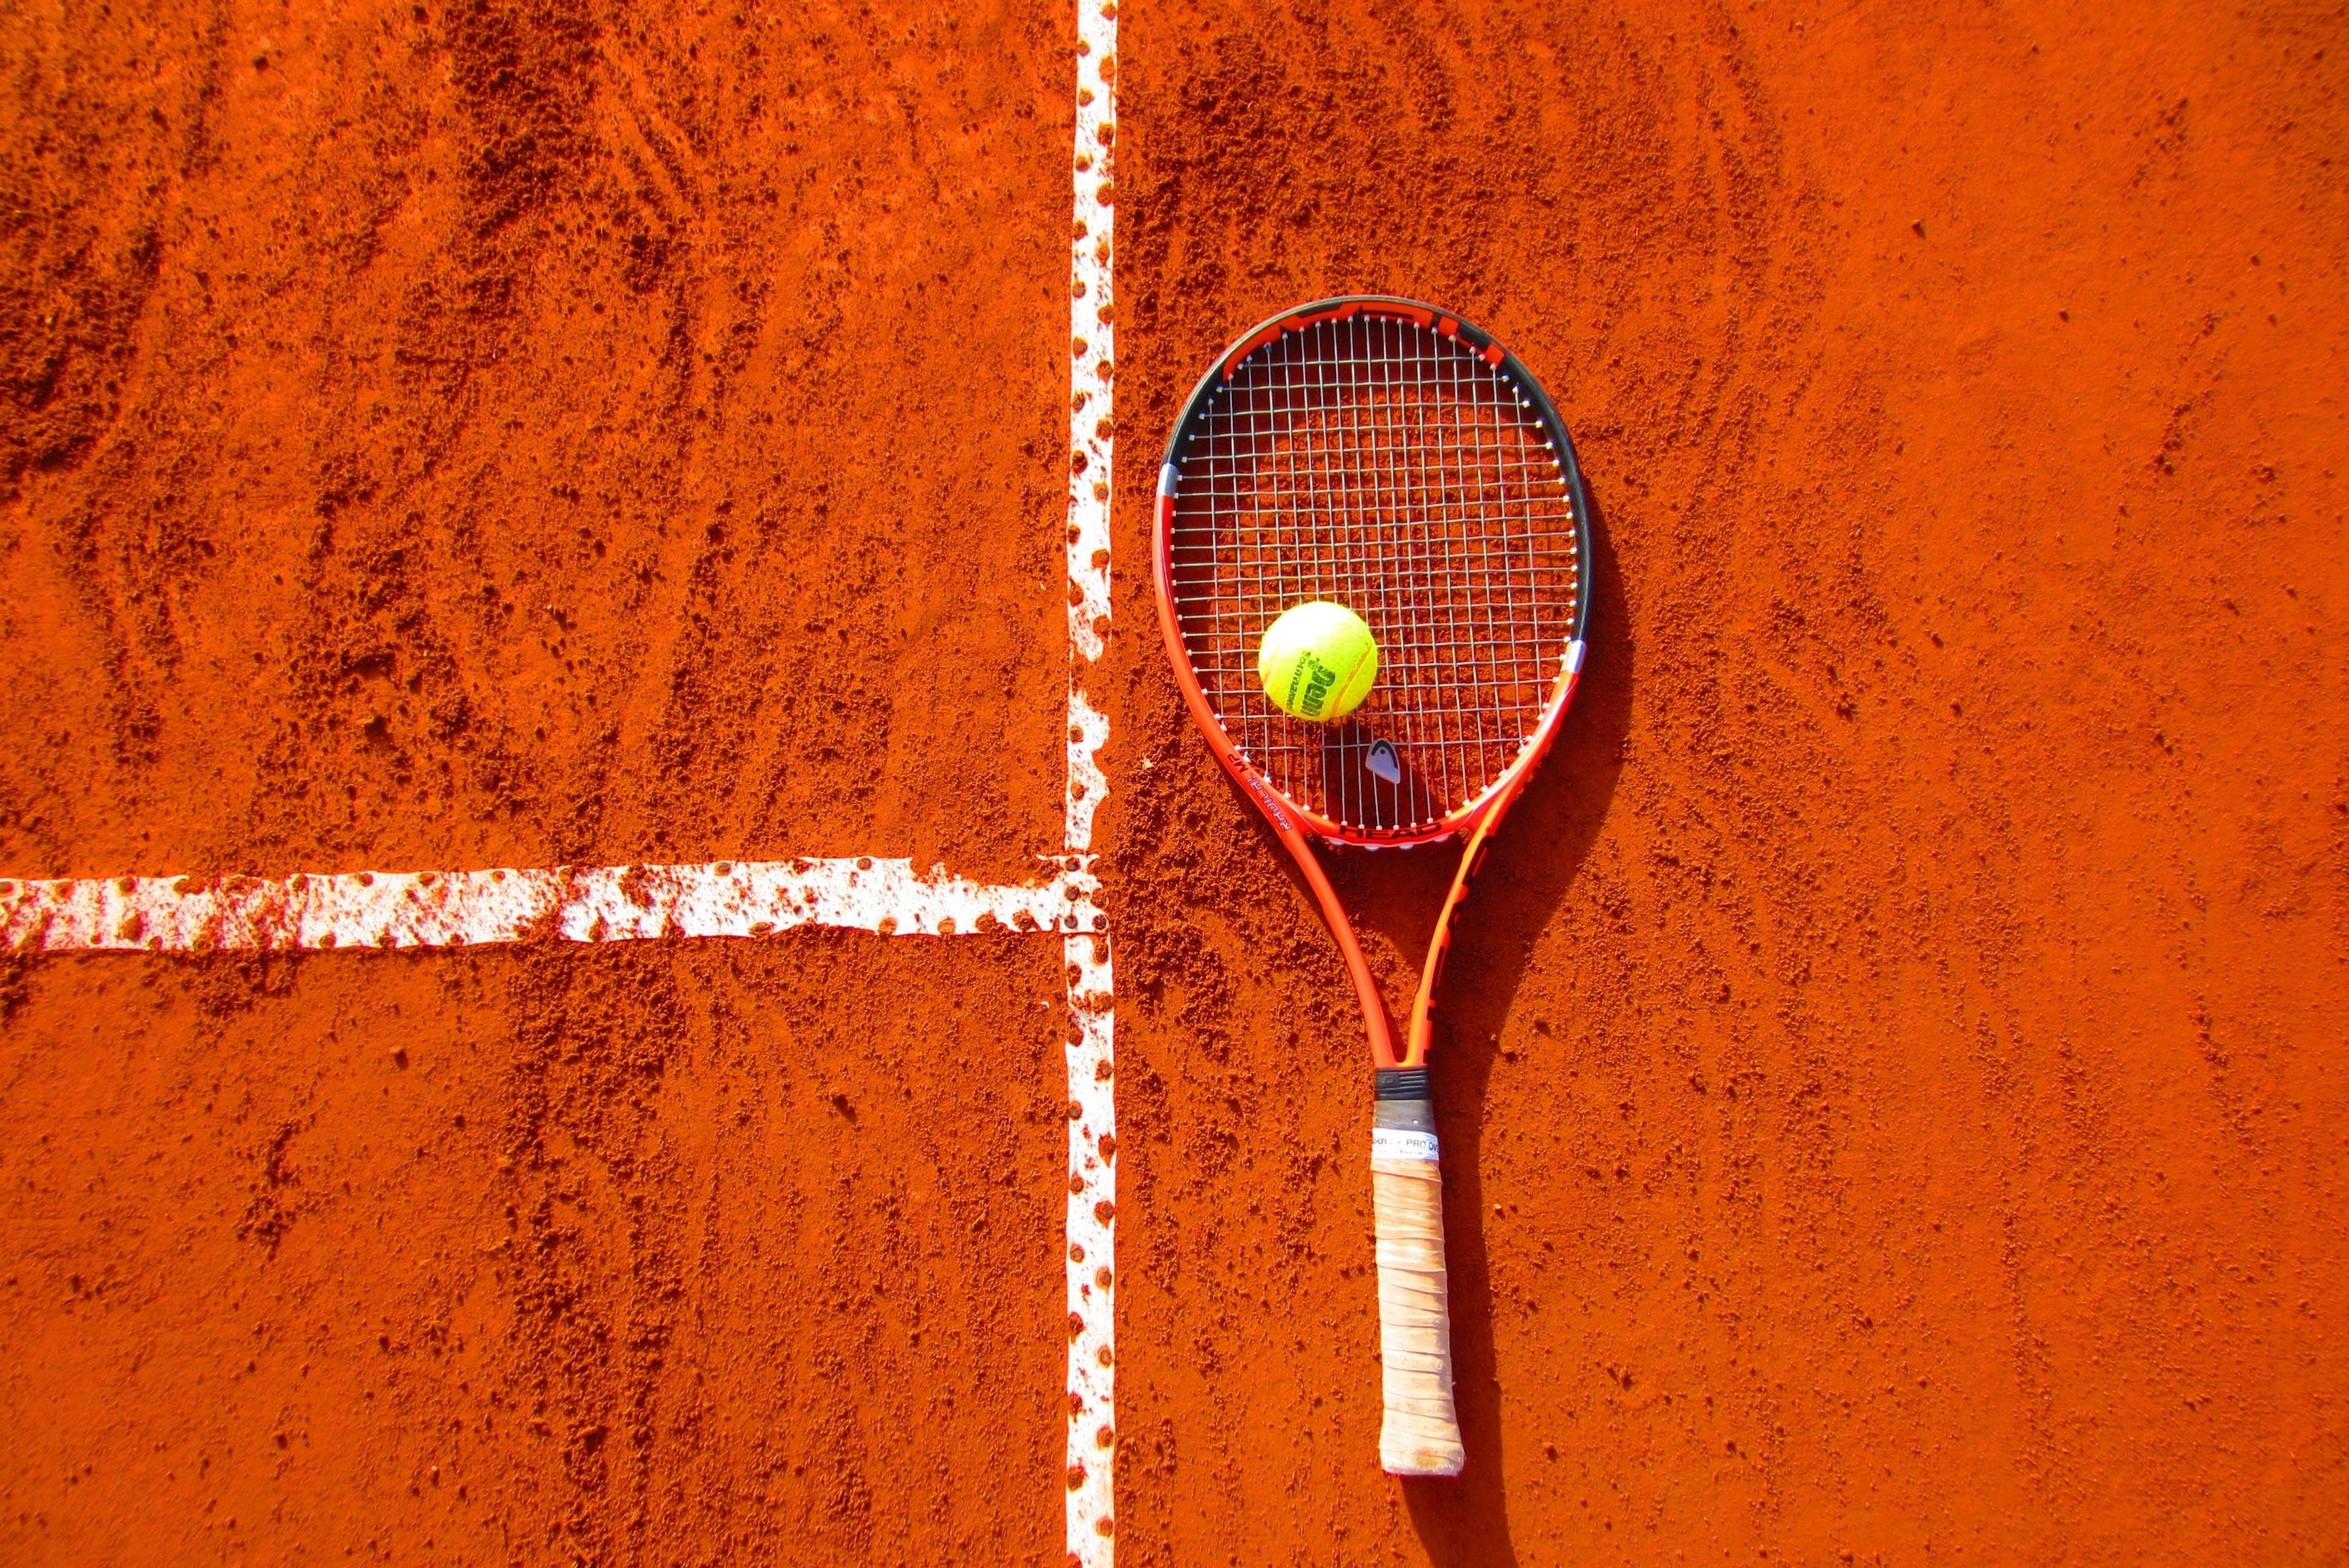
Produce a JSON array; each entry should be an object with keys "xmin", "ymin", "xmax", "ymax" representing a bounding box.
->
[{"xmin": 1371, "ymin": 1080, "xmax": 1464, "ymax": 1476}]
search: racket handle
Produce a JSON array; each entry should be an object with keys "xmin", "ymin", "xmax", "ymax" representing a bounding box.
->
[{"xmin": 1371, "ymin": 1079, "xmax": 1464, "ymax": 1476}]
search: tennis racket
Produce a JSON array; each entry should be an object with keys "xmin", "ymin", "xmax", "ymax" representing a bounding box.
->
[{"xmin": 1152, "ymin": 295, "xmax": 1592, "ymax": 1476}]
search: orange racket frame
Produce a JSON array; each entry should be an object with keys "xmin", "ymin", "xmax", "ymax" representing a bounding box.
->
[{"xmin": 1150, "ymin": 295, "xmax": 1592, "ymax": 1073}]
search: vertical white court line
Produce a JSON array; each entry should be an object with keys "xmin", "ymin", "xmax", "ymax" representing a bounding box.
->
[{"xmin": 1062, "ymin": 1, "xmax": 1118, "ymax": 1559}]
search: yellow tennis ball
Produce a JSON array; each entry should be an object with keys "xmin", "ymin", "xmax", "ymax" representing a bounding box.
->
[{"xmin": 1259, "ymin": 601, "xmax": 1379, "ymax": 722}]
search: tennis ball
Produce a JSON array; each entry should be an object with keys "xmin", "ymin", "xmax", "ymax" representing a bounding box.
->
[{"xmin": 1259, "ymin": 601, "xmax": 1379, "ymax": 722}]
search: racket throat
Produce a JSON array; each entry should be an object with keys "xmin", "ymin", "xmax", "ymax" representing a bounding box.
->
[
  {"xmin": 1401, "ymin": 903, "xmax": 1458, "ymax": 1068},
  {"xmin": 1399, "ymin": 808, "xmax": 1500, "ymax": 1068}
]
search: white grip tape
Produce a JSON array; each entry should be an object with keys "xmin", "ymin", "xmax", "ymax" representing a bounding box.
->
[{"xmin": 1371, "ymin": 1133, "xmax": 1464, "ymax": 1476}]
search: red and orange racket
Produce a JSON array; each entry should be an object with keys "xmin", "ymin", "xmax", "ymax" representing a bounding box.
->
[{"xmin": 1152, "ymin": 295, "xmax": 1592, "ymax": 1476}]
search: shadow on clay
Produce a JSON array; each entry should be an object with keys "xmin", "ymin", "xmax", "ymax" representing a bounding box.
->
[{"xmin": 1331, "ymin": 484, "xmax": 1632, "ymax": 1567}]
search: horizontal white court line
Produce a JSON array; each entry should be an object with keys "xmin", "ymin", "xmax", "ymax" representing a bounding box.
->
[{"xmin": 0, "ymin": 857, "xmax": 1105, "ymax": 954}]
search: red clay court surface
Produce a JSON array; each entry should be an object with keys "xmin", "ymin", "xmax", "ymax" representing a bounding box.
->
[{"xmin": 2, "ymin": 1, "xmax": 2344, "ymax": 1563}]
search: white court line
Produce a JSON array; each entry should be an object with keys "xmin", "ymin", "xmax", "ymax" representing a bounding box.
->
[
  {"xmin": 0, "ymin": 3, "xmax": 1120, "ymax": 1559},
  {"xmin": 1061, "ymin": 0, "xmax": 1119, "ymax": 1555},
  {"xmin": 0, "ymin": 858, "xmax": 1102, "ymax": 952}
]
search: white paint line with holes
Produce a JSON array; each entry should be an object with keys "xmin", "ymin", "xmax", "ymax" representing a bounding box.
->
[
  {"xmin": 1061, "ymin": 0, "xmax": 1119, "ymax": 1553},
  {"xmin": 0, "ymin": 858, "xmax": 1101, "ymax": 953}
]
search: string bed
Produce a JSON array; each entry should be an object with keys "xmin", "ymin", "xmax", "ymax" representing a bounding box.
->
[{"xmin": 1168, "ymin": 315, "xmax": 1583, "ymax": 836}]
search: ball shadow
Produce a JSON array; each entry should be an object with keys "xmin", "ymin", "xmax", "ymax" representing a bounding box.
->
[{"xmin": 1322, "ymin": 485, "xmax": 1631, "ymax": 1565}]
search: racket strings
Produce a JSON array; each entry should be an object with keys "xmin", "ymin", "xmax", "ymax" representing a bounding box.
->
[{"xmin": 1168, "ymin": 316, "xmax": 1582, "ymax": 835}]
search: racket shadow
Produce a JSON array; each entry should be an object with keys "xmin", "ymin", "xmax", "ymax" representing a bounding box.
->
[{"xmin": 1328, "ymin": 486, "xmax": 1631, "ymax": 1563}]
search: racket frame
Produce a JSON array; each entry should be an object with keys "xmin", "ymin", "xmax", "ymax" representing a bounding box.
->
[{"xmin": 1151, "ymin": 295, "xmax": 1593, "ymax": 1070}]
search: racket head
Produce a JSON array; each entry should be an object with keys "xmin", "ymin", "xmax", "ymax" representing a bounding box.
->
[{"xmin": 1152, "ymin": 296, "xmax": 1592, "ymax": 847}]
